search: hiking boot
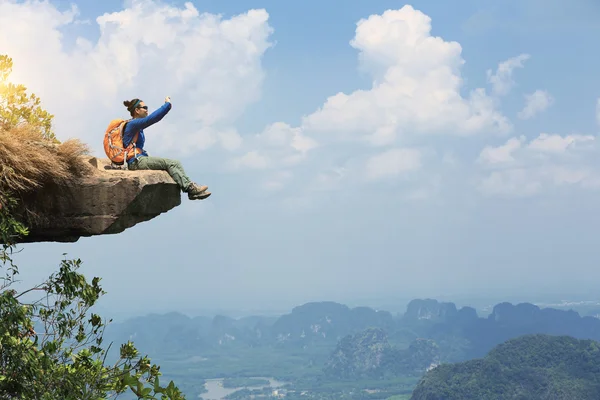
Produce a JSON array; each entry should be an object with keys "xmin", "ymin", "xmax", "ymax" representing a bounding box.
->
[
  {"xmin": 189, "ymin": 191, "xmax": 211, "ymax": 200},
  {"xmin": 186, "ymin": 183, "xmax": 208, "ymax": 195}
]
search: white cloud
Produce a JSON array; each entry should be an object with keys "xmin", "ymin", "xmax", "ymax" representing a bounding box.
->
[
  {"xmin": 477, "ymin": 136, "xmax": 525, "ymax": 165},
  {"xmin": 11, "ymin": 1, "xmax": 594, "ymax": 204},
  {"xmin": 300, "ymin": 6, "xmax": 511, "ymax": 141},
  {"xmin": 486, "ymin": 53, "xmax": 530, "ymax": 96},
  {"xmin": 231, "ymin": 122, "xmax": 317, "ymax": 171},
  {"xmin": 260, "ymin": 122, "xmax": 318, "ymax": 155},
  {"xmin": 0, "ymin": 0, "xmax": 273, "ymax": 155},
  {"xmin": 232, "ymin": 151, "xmax": 269, "ymax": 170},
  {"xmin": 479, "ymin": 169, "xmax": 542, "ymax": 197},
  {"xmin": 229, "ymin": 5, "xmax": 515, "ymax": 197},
  {"xmin": 477, "ymin": 133, "xmax": 599, "ymax": 196},
  {"xmin": 365, "ymin": 148, "xmax": 422, "ymax": 180},
  {"xmin": 217, "ymin": 129, "xmax": 244, "ymax": 151},
  {"xmin": 312, "ymin": 167, "xmax": 347, "ymax": 191},
  {"xmin": 518, "ymin": 90, "xmax": 554, "ymax": 119},
  {"xmin": 479, "ymin": 166, "xmax": 598, "ymax": 197},
  {"xmin": 478, "ymin": 133, "xmax": 595, "ymax": 166},
  {"xmin": 527, "ymin": 132, "xmax": 594, "ymax": 153},
  {"xmin": 547, "ymin": 165, "xmax": 592, "ymax": 186}
]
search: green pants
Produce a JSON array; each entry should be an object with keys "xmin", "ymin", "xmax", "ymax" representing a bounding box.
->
[{"xmin": 128, "ymin": 156, "xmax": 192, "ymax": 192}]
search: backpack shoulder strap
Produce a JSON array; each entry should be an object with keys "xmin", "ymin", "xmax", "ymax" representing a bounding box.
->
[{"xmin": 120, "ymin": 118, "xmax": 136, "ymax": 146}]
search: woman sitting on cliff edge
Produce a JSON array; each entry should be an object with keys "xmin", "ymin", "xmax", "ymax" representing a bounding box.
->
[{"xmin": 122, "ymin": 96, "xmax": 210, "ymax": 200}]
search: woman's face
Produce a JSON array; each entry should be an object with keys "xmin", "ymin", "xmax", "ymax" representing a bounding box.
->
[{"xmin": 135, "ymin": 101, "xmax": 149, "ymax": 118}]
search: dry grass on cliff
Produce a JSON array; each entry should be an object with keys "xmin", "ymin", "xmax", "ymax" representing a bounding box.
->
[{"xmin": 0, "ymin": 124, "xmax": 95, "ymax": 196}]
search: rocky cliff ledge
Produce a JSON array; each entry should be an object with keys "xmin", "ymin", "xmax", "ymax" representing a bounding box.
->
[{"xmin": 14, "ymin": 157, "xmax": 181, "ymax": 243}]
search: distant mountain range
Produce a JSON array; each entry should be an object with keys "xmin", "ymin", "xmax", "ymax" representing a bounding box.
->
[
  {"xmin": 103, "ymin": 298, "xmax": 600, "ymax": 365},
  {"xmin": 97, "ymin": 298, "xmax": 600, "ymax": 399}
]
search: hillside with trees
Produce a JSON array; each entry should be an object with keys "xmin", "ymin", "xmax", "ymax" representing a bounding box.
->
[{"xmin": 411, "ymin": 334, "xmax": 600, "ymax": 400}]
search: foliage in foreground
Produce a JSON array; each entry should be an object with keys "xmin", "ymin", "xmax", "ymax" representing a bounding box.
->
[
  {"xmin": 0, "ymin": 54, "xmax": 54, "ymax": 141},
  {"xmin": 1, "ymin": 173, "xmax": 186, "ymax": 400},
  {"xmin": 0, "ymin": 51, "xmax": 187, "ymax": 399}
]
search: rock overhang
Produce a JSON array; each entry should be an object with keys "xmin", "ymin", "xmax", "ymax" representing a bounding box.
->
[{"xmin": 11, "ymin": 156, "xmax": 181, "ymax": 243}]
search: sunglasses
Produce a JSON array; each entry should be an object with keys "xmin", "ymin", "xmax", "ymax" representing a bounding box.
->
[{"xmin": 137, "ymin": 105, "xmax": 148, "ymax": 110}]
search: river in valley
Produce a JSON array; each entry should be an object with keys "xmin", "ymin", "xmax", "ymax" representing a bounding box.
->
[{"xmin": 201, "ymin": 377, "xmax": 288, "ymax": 399}]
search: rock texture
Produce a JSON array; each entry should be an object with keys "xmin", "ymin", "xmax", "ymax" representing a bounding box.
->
[
  {"xmin": 15, "ymin": 157, "xmax": 181, "ymax": 243},
  {"xmin": 323, "ymin": 327, "xmax": 440, "ymax": 379},
  {"xmin": 404, "ymin": 298, "xmax": 458, "ymax": 322},
  {"xmin": 324, "ymin": 327, "xmax": 391, "ymax": 379}
]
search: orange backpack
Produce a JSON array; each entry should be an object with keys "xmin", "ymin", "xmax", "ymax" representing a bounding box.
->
[{"xmin": 103, "ymin": 119, "xmax": 143, "ymax": 165}]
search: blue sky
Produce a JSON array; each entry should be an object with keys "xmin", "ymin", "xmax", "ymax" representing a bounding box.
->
[{"xmin": 2, "ymin": 0, "xmax": 600, "ymax": 318}]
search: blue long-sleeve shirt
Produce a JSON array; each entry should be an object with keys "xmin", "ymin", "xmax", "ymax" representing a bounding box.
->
[{"xmin": 123, "ymin": 101, "xmax": 172, "ymax": 164}]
